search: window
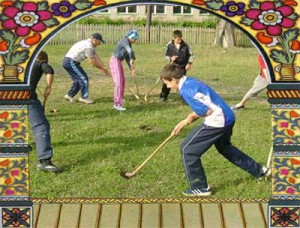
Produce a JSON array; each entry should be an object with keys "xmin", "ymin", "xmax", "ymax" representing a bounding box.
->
[
  {"xmin": 117, "ymin": 6, "xmax": 137, "ymax": 14},
  {"xmin": 154, "ymin": 5, "xmax": 165, "ymax": 14},
  {"xmin": 145, "ymin": 5, "xmax": 165, "ymax": 14},
  {"xmin": 173, "ymin": 6, "xmax": 192, "ymax": 15}
]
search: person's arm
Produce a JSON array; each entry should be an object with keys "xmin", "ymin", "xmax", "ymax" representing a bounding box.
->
[
  {"xmin": 185, "ymin": 45, "xmax": 194, "ymax": 71},
  {"xmin": 44, "ymin": 73, "xmax": 54, "ymax": 98},
  {"xmin": 41, "ymin": 62, "xmax": 54, "ymax": 98},
  {"xmin": 171, "ymin": 109, "xmax": 212, "ymax": 136},
  {"xmin": 89, "ymin": 54, "xmax": 110, "ymax": 76}
]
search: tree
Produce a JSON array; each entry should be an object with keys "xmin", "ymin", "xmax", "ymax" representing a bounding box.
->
[
  {"xmin": 213, "ymin": 20, "xmax": 236, "ymax": 48},
  {"xmin": 146, "ymin": 5, "xmax": 152, "ymax": 44}
]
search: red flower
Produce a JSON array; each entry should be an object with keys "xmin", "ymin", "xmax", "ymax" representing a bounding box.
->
[
  {"xmin": 2, "ymin": 2, "xmax": 53, "ymax": 37},
  {"xmin": 245, "ymin": 1, "xmax": 295, "ymax": 36},
  {"xmin": 0, "ymin": 159, "xmax": 10, "ymax": 166},
  {"xmin": 290, "ymin": 110, "xmax": 299, "ymax": 117},
  {"xmin": 192, "ymin": 0, "xmax": 205, "ymax": 5},
  {"xmin": 0, "ymin": 111, "xmax": 9, "ymax": 118}
]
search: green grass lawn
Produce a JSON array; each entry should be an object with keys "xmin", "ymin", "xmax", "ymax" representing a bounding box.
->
[{"xmin": 29, "ymin": 43, "xmax": 271, "ymax": 199}]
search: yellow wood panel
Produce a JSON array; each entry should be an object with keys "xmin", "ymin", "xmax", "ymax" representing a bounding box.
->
[
  {"xmin": 202, "ymin": 203, "xmax": 222, "ymax": 228},
  {"xmin": 182, "ymin": 203, "xmax": 203, "ymax": 228},
  {"xmin": 242, "ymin": 203, "xmax": 266, "ymax": 228},
  {"xmin": 79, "ymin": 204, "xmax": 100, "ymax": 228},
  {"xmin": 141, "ymin": 204, "xmax": 160, "ymax": 228},
  {"xmin": 33, "ymin": 204, "xmax": 41, "ymax": 228},
  {"xmin": 58, "ymin": 204, "xmax": 81, "ymax": 228},
  {"xmin": 161, "ymin": 203, "xmax": 181, "ymax": 228},
  {"xmin": 36, "ymin": 204, "xmax": 60, "ymax": 228},
  {"xmin": 119, "ymin": 204, "xmax": 140, "ymax": 228},
  {"xmin": 222, "ymin": 203, "xmax": 244, "ymax": 228},
  {"xmin": 98, "ymin": 204, "xmax": 120, "ymax": 228},
  {"xmin": 261, "ymin": 203, "xmax": 268, "ymax": 225}
]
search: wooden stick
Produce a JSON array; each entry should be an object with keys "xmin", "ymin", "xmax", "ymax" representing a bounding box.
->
[{"xmin": 124, "ymin": 134, "xmax": 174, "ymax": 179}]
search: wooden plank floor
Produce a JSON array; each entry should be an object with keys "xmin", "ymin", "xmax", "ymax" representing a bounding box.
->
[{"xmin": 32, "ymin": 202, "xmax": 268, "ymax": 228}]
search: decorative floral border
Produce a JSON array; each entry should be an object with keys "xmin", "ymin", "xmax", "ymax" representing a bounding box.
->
[
  {"xmin": 272, "ymin": 109, "xmax": 300, "ymax": 145},
  {"xmin": 191, "ymin": 0, "xmax": 300, "ymax": 81},
  {"xmin": 0, "ymin": 0, "xmax": 107, "ymax": 83}
]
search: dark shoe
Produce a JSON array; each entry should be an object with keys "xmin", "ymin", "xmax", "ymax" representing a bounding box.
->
[
  {"xmin": 160, "ymin": 97, "xmax": 167, "ymax": 102},
  {"xmin": 37, "ymin": 160, "xmax": 63, "ymax": 173},
  {"xmin": 231, "ymin": 104, "xmax": 245, "ymax": 110},
  {"xmin": 183, "ymin": 186, "xmax": 212, "ymax": 197},
  {"xmin": 258, "ymin": 167, "xmax": 271, "ymax": 180}
]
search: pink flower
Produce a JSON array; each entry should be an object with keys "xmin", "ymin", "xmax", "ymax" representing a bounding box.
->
[
  {"xmin": 10, "ymin": 122, "xmax": 19, "ymax": 128},
  {"xmin": 286, "ymin": 187, "xmax": 295, "ymax": 194},
  {"xmin": 280, "ymin": 169, "xmax": 289, "ymax": 175},
  {"xmin": 245, "ymin": 1, "xmax": 295, "ymax": 36},
  {"xmin": 280, "ymin": 122, "xmax": 289, "ymax": 128},
  {"xmin": 5, "ymin": 189, "xmax": 15, "ymax": 195},
  {"xmin": 2, "ymin": 2, "xmax": 53, "ymax": 36},
  {"xmin": 11, "ymin": 170, "xmax": 20, "ymax": 176}
]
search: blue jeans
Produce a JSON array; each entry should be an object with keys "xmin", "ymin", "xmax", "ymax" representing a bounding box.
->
[
  {"xmin": 28, "ymin": 99, "xmax": 53, "ymax": 161},
  {"xmin": 63, "ymin": 57, "xmax": 89, "ymax": 99},
  {"xmin": 180, "ymin": 122, "xmax": 264, "ymax": 189}
]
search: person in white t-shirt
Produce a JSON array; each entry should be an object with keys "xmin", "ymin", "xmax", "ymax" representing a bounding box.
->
[{"xmin": 62, "ymin": 33, "xmax": 110, "ymax": 104}]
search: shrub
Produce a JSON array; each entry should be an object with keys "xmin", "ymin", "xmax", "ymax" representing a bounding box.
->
[{"xmin": 78, "ymin": 16, "xmax": 217, "ymax": 28}]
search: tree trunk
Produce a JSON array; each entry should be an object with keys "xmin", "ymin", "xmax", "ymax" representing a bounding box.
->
[
  {"xmin": 146, "ymin": 5, "xmax": 152, "ymax": 44},
  {"xmin": 213, "ymin": 20, "xmax": 235, "ymax": 48}
]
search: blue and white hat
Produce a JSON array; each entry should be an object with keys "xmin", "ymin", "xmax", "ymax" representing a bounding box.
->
[{"xmin": 126, "ymin": 29, "xmax": 139, "ymax": 40}]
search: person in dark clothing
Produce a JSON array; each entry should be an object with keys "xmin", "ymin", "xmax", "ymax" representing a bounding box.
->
[
  {"xmin": 29, "ymin": 51, "xmax": 62, "ymax": 173},
  {"xmin": 160, "ymin": 30, "xmax": 194, "ymax": 101}
]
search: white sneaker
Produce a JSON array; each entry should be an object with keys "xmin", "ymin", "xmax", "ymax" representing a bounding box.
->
[
  {"xmin": 78, "ymin": 97, "xmax": 94, "ymax": 104},
  {"xmin": 113, "ymin": 105, "xmax": 126, "ymax": 111},
  {"xmin": 64, "ymin": 94, "xmax": 74, "ymax": 102}
]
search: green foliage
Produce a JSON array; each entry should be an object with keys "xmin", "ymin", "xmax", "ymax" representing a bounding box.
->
[
  {"xmin": 206, "ymin": 0, "xmax": 223, "ymax": 10},
  {"xmin": 9, "ymin": 50, "xmax": 29, "ymax": 65},
  {"xmin": 78, "ymin": 17, "xmax": 217, "ymax": 28},
  {"xmin": 282, "ymin": 28, "xmax": 299, "ymax": 43},
  {"xmin": 37, "ymin": 1, "xmax": 49, "ymax": 10},
  {"xmin": 270, "ymin": 50, "xmax": 289, "ymax": 64}
]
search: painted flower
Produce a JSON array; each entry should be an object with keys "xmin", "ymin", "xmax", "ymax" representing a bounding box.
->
[
  {"xmin": 10, "ymin": 122, "xmax": 19, "ymax": 128},
  {"xmin": 51, "ymin": 1, "xmax": 76, "ymax": 18},
  {"xmin": 220, "ymin": 1, "xmax": 245, "ymax": 17},
  {"xmin": 290, "ymin": 40, "xmax": 300, "ymax": 53},
  {"xmin": 286, "ymin": 187, "xmax": 295, "ymax": 194},
  {"xmin": 11, "ymin": 170, "xmax": 20, "ymax": 176},
  {"xmin": 20, "ymin": 33, "xmax": 42, "ymax": 48},
  {"xmin": 280, "ymin": 169, "xmax": 289, "ymax": 175},
  {"xmin": 0, "ymin": 40, "xmax": 9, "ymax": 54},
  {"xmin": 5, "ymin": 189, "xmax": 15, "ymax": 195},
  {"xmin": 2, "ymin": 2, "xmax": 53, "ymax": 36},
  {"xmin": 245, "ymin": 1, "xmax": 295, "ymax": 36},
  {"xmin": 280, "ymin": 122, "xmax": 289, "ymax": 128}
]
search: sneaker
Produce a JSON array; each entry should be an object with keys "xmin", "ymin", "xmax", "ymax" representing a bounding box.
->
[
  {"xmin": 183, "ymin": 186, "xmax": 212, "ymax": 197},
  {"xmin": 37, "ymin": 160, "xmax": 63, "ymax": 173},
  {"xmin": 78, "ymin": 97, "xmax": 94, "ymax": 104},
  {"xmin": 259, "ymin": 167, "xmax": 271, "ymax": 180},
  {"xmin": 64, "ymin": 94, "xmax": 74, "ymax": 102},
  {"xmin": 231, "ymin": 104, "xmax": 245, "ymax": 110},
  {"xmin": 113, "ymin": 105, "xmax": 126, "ymax": 111}
]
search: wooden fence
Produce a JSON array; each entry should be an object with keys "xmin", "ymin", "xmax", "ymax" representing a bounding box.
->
[{"xmin": 48, "ymin": 23, "xmax": 253, "ymax": 47}]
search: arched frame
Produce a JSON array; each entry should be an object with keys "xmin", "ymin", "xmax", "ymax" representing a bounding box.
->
[{"xmin": 0, "ymin": 0, "xmax": 299, "ymax": 227}]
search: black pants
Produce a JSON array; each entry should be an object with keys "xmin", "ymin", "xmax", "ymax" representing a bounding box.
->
[
  {"xmin": 160, "ymin": 69, "xmax": 187, "ymax": 99},
  {"xmin": 180, "ymin": 123, "xmax": 263, "ymax": 189}
]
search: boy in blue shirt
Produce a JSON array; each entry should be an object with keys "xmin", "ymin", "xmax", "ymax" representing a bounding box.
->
[{"xmin": 160, "ymin": 64, "xmax": 271, "ymax": 196}]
